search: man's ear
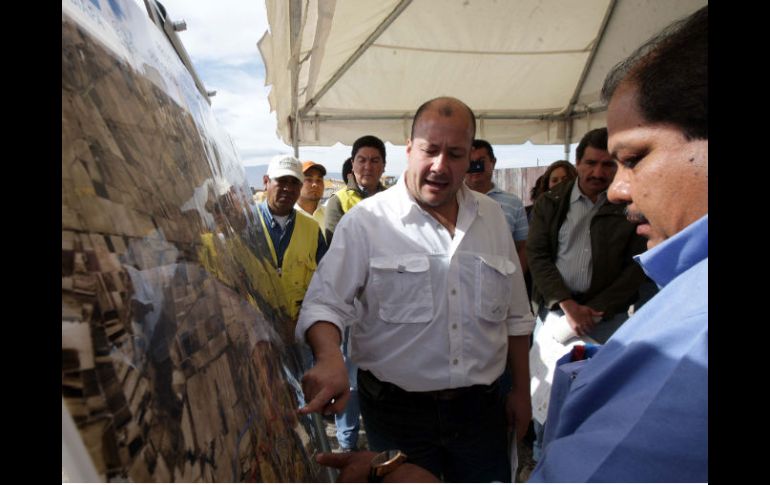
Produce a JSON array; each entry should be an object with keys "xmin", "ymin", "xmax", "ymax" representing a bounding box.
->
[{"xmin": 263, "ymin": 175, "xmax": 270, "ymax": 188}]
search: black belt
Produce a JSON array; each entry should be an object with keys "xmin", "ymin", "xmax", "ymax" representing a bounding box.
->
[{"xmin": 359, "ymin": 369, "xmax": 498, "ymax": 401}]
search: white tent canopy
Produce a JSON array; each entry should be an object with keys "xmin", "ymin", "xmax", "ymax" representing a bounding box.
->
[{"xmin": 258, "ymin": 0, "xmax": 706, "ymax": 153}]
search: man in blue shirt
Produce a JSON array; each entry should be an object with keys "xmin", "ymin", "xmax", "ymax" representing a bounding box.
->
[
  {"xmin": 464, "ymin": 139, "xmax": 529, "ymax": 273},
  {"xmin": 528, "ymin": 5, "xmax": 708, "ymax": 482},
  {"xmin": 312, "ymin": 5, "xmax": 708, "ymax": 483}
]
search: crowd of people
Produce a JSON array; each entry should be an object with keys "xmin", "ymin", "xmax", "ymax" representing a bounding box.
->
[{"xmin": 255, "ymin": 5, "xmax": 707, "ymax": 482}]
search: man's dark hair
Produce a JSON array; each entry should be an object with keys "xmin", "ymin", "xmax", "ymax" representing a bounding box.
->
[
  {"xmin": 575, "ymin": 127, "xmax": 608, "ymax": 162},
  {"xmin": 410, "ymin": 97, "xmax": 476, "ymax": 141},
  {"xmin": 601, "ymin": 6, "xmax": 707, "ymax": 140},
  {"xmin": 351, "ymin": 135, "xmax": 386, "ymax": 162},
  {"xmin": 471, "ymin": 139, "xmax": 495, "ymax": 161}
]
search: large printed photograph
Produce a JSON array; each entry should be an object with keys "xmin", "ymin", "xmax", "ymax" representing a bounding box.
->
[{"xmin": 61, "ymin": 0, "xmax": 329, "ymax": 480}]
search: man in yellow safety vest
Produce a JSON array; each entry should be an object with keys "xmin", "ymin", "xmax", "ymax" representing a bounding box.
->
[{"xmin": 257, "ymin": 154, "xmax": 328, "ymax": 321}]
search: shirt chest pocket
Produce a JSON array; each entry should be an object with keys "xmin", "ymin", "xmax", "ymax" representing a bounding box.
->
[
  {"xmin": 370, "ymin": 255, "xmax": 434, "ymax": 323},
  {"xmin": 475, "ymin": 255, "xmax": 516, "ymax": 322}
]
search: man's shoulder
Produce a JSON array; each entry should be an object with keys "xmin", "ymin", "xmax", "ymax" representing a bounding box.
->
[
  {"xmin": 338, "ymin": 187, "xmax": 398, "ymax": 226},
  {"xmin": 356, "ymin": 184, "xmax": 397, "ymax": 207},
  {"xmin": 294, "ymin": 209, "xmax": 316, "ymax": 223},
  {"xmin": 469, "ymin": 188, "xmax": 502, "ymax": 211},
  {"xmin": 488, "ymin": 186, "xmax": 522, "ymax": 200},
  {"xmin": 544, "ymin": 179, "xmax": 574, "ymax": 200},
  {"xmin": 469, "ymin": 190, "xmax": 513, "ymax": 230},
  {"xmin": 596, "ymin": 199, "xmax": 629, "ymax": 218},
  {"xmin": 293, "ymin": 210, "xmax": 322, "ymax": 233}
]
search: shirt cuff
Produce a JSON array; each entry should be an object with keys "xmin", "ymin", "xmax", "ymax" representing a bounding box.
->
[
  {"xmin": 295, "ymin": 307, "xmax": 347, "ymax": 344},
  {"xmin": 507, "ymin": 314, "xmax": 536, "ymax": 336}
]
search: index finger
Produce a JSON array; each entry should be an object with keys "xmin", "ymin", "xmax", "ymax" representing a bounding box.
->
[{"xmin": 298, "ymin": 387, "xmax": 335, "ymax": 415}]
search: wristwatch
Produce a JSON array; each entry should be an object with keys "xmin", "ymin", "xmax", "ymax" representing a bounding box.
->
[{"xmin": 368, "ymin": 449, "xmax": 407, "ymax": 482}]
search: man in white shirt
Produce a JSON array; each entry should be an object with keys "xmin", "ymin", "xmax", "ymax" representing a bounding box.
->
[{"xmin": 295, "ymin": 97, "xmax": 534, "ymax": 482}]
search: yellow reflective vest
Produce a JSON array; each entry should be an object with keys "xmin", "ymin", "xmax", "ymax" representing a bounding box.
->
[
  {"xmin": 335, "ymin": 187, "xmax": 364, "ymax": 214},
  {"xmin": 258, "ymin": 209, "xmax": 320, "ymax": 320}
]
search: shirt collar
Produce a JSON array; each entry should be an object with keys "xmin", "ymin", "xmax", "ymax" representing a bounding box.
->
[
  {"xmin": 393, "ymin": 172, "xmax": 480, "ymax": 222},
  {"xmin": 634, "ymin": 214, "xmax": 708, "ymax": 288},
  {"xmin": 259, "ymin": 201, "xmax": 295, "ymax": 228},
  {"xmin": 571, "ymin": 180, "xmax": 607, "ymax": 205},
  {"xmin": 486, "ymin": 182, "xmax": 501, "ymax": 196},
  {"xmin": 294, "ymin": 203, "xmax": 311, "ymax": 217}
]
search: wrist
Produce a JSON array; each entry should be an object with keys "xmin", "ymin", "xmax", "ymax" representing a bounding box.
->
[{"xmin": 558, "ymin": 298, "xmax": 576, "ymax": 311}]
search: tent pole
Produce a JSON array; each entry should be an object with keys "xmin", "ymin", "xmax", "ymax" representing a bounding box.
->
[
  {"xmin": 563, "ymin": 0, "xmax": 617, "ymax": 141},
  {"xmin": 290, "ymin": 0, "xmax": 302, "ymax": 157}
]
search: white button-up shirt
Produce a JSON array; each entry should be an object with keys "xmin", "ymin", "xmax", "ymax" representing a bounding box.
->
[{"xmin": 296, "ymin": 175, "xmax": 534, "ymax": 392}]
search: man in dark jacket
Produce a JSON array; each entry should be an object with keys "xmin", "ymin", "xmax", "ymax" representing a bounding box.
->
[
  {"xmin": 526, "ymin": 127, "xmax": 648, "ymax": 461},
  {"xmin": 527, "ymin": 127, "xmax": 647, "ymax": 340}
]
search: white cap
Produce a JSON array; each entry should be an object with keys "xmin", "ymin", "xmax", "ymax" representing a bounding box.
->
[{"xmin": 266, "ymin": 154, "xmax": 304, "ymax": 182}]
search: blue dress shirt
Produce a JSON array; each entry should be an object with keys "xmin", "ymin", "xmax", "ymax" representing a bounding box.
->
[
  {"xmin": 486, "ymin": 184, "xmax": 529, "ymax": 242},
  {"xmin": 529, "ymin": 214, "xmax": 708, "ymax": 482}
]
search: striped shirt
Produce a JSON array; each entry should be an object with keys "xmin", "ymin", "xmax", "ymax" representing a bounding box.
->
[
  {"xmin": 486, "ymin": 184, "xmax": 529, "ymax": 242},
  {"xmin": 555, "ymin": 182, "xmax": 607, "ymax": 293}
]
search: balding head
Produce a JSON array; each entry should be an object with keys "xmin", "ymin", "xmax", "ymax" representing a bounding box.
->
[
  {"xmin": 410, "ymin": 97, "xmax": 476, "ymax": 143},
  {"xmin": 405, "ymin": 97, "xmax": 477, "ymax": 220}
]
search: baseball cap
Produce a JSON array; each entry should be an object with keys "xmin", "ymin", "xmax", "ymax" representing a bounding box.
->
[
  {"xmin": 267, "ymin": 154, "xmax": 304, "ymax": 182},
  {"xmin": 302, "ymin": 160, "xmax": 327, "ymax": 176}
]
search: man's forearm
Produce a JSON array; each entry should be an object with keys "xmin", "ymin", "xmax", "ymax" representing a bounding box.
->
[
  {"xmin": 299, "ymin": 321, "xmax": 349, "ymax": 415},
  {"xmin": 306, "ymin": 321, "xmax": 343, "ymax": 362},
  {"xmin": 507, "ymin": 335, "xmax": 531, "ymax": 393}
]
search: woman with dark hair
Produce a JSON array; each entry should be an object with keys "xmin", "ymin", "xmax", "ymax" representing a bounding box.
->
[
  {"xmin": 542, "ymin": 159, "xmax": 578, "ymax": 192},
  {"xmin": 525, "ymin": 160, "xmax": 578, "ymax": 222},
  {"xmin": 525, "ymin": 174, "xmax": 545, "ymax": 222}
]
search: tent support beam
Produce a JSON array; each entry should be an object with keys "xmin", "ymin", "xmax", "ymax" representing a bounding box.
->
[
  {"xmin": 563, "ymin": 0, "xmax": 617, "ymax": 155},
  {"xmin": 290, "ymin": 0, "xmax": 302, "ymax": 156},
  {"xmin": 299, "ymin": 0, "xmax": 413, "ymax": 117},
  {"xmin": 296, "ymin": 107, "xmax": 606, "ymax": 123}
]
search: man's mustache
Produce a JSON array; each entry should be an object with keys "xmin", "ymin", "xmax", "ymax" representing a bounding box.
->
[
  {"xmin": 586, "ymin": 176, "xmax": 608, "ymax": 184},
  {"xmin": 624, "ymin": 206, "xmax": 649, "ymax": 224}
]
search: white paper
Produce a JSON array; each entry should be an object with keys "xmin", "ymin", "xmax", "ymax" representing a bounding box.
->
[
  {"xmin": 529, "ymin": 312, "xmax": 597, "ymax": 423},
  {"xmin": 509, "ymin": 430, "xmax": 519, "ymax": 482}
]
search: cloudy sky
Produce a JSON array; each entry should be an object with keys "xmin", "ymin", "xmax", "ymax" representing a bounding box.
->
[{"xmin": 158, "ymin": 0, "xmax": 573, "ymax": 176}]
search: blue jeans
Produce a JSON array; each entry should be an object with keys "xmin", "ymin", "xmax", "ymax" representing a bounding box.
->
[
  {"xmin": 334, "ymin": 327, "xmax": 360, "ymax": 449},
  {"xmin": 358, "ymin": 369, "xmax": 511, "ymax": 483}
]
